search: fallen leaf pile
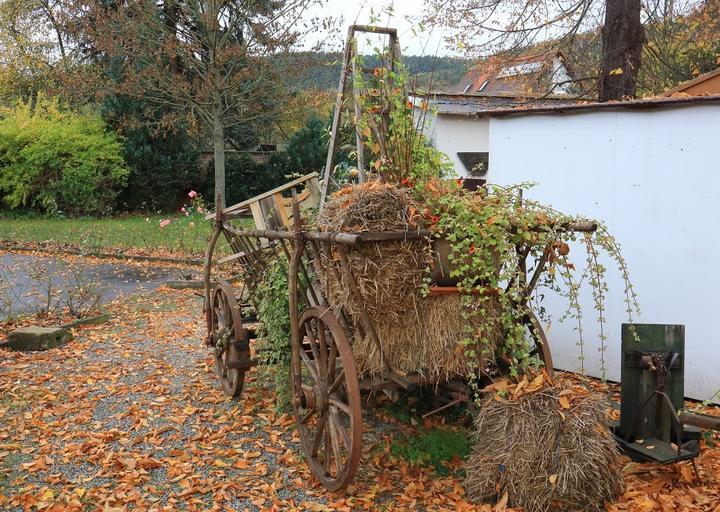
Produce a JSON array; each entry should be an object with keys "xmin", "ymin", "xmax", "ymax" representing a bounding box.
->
[
  {"xmin": 0, "ymin": 283, "xmax": 479, "ymax": 511},
  {"xmin": 481, "ymin": 371, "xmax": 554, "ymax": 400},
  {"xmin": 0, "ymin": 255, "xmax": 718, "ymax": 510}
]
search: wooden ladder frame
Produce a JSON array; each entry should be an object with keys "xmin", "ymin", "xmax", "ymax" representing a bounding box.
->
[{"xmin": 319, "ymin": 25, "xmax": 402, "ymax": 209}]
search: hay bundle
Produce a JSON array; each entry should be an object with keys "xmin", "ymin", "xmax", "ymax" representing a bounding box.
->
[
  {"xmin": 465, "ymin": 386, "xmax": 622, "ymax": 512},
  {"xmin": 351, "ymin": 293, "xmax": 502, "ymax": 382},
  {"xmin": 316, "ymin": 183, "xmax": 505, "ymax": 381},
  {"xmin": 316, "ymin": 183, "xmax": 430, "ymax": 323}
]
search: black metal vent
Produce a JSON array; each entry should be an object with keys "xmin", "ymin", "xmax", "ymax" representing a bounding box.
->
[{"xmin": 457, "ymin": 152, "xmax": 489, "ymax": 176}]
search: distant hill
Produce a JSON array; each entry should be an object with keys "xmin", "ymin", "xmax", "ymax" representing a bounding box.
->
[{"xmin": 283, "ymin": 52, "xmax": 472, "ymax": 92}]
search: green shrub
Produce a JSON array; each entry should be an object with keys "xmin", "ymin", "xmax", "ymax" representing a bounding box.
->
[
  {"xmin": 285, "ymin": 115, "xmax": 329, "ymax": 173},
  {"xmin": 0, "ymin": 96, "xmax": 129, "ymax": 216}
]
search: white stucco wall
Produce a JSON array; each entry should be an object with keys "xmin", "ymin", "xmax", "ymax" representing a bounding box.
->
[
  {"xmin": 424, "ymin": 114, "xmax": 490, "ymax": 176},
  {"xmin": 487, "ymin": 104, "xmax": 720, "ymax": 401}
]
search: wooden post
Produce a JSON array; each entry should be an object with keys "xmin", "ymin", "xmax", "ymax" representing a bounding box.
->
[
  {"xmin": 351, "ymin": 38, "xmax": 366, "ymax": 183},
  {"xmin": 320, "ymin": 26, "xmax": 355, "ymax": 209}
]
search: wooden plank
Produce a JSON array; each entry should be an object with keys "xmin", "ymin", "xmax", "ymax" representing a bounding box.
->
[
  {"xmin": 304, "ymin": 231, "xmax": 360, "ymax": 245},
  {"xmin": 224, "ymin": 208, "xmax": 251, "ymax": 219},
  {"xmin": 350, "ymin": 24, "xmax": 397, "ymax": 36},
  {"xmin": 205, "ymin": 172, "xmax": 318, "ymax": 220},
  {"xmin": 217, "ymin": 251, "xmax": 246, "ymax": 264},
  {"xmin": 249, "ymin": 202, "xmax": 266, "ymax": 230},
  {"xmin": 259, "ymin": 195, "xmax": 279, "ymax": 229},
  {"xmin": 273, "ymin": 192, "xmax": 291, "ymax": 228},
  {"xmin": 356, "ymin": 230, "xmax": 431, "ymax": 242}
]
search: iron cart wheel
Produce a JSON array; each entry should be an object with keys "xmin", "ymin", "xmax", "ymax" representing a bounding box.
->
[
  {"xmin": 208, "ymin": 281, "xmax": 250, "ymax": 397},
  {"xmin": 525, "ymin": 311, "xmax": 555, "ymax": 379},
  {"xmin": 291, "ymin": 305, "xmax": 362, "ymax": 491}
]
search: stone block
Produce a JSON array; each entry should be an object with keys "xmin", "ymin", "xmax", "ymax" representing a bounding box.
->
[{"xmin": 7, "ymin": 326, "xmax": 73, "ymax": 351}]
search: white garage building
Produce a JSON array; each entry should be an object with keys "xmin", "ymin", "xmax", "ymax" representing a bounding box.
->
[{"xmin": 417, "ymin": 94, "xmax": 720, "ymax": 401}]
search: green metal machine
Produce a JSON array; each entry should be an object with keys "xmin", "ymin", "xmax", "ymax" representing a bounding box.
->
[{"xmin": 612, "ymin": 323, "xmax": 719, "ymax": 463}]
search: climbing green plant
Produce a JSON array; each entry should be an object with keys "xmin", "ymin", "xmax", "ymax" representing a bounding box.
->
[
  {"xmin": 352, "ymin": 54, "xmax": 453, "ymax": 185},
  {"xmin": 255, "ymin": 254, "xmax": 293, "ymax": 412},
  {"xmin": 417, "ymin": 180, "xmax": 640, "ymax": 384}
]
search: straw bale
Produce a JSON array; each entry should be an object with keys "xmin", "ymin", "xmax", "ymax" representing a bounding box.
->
[{"xmin": 465, "ymin": 387, "xmax": 622, "ymax": 512}]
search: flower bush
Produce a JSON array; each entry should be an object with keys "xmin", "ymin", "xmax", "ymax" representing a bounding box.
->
[{"xmin": 0, "ymin": 95, "xmax": 129, "ymax": 216}]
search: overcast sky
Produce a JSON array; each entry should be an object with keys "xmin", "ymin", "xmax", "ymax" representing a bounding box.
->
[{"xmin": 304, "ymin": 0, "xmax": 461, "ymax": 57}]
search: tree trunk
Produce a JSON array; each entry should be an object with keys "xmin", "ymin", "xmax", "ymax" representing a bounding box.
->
[
  {"xmin": 598, "ymin": 0, "xmax": 644, "ymax": 101},
  {"xmin": 212, "ymin": 95, "xmax": 226, "ymax": 210}
]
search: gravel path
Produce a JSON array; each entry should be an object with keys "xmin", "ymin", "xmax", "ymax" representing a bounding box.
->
[{"xmin": 0, "ymin": 287, "xmax": 472, "ymax": 511}]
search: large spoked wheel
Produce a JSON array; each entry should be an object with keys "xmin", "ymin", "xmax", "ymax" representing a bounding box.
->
[
  {"xmin": 291, "ymin": 306, "xmax": 362, "ymax": 491},
  {"xmin": 208, "ymin": 281, "xmax": 249, "ymax": 397},
  {"xmin": 525, "ymin": 311, "xmax": 554, "ymax": 379}
]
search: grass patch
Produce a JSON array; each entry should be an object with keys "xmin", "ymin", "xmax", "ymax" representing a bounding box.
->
[
  {"xmin": 0, "ymin": 214, "xmax": 232, "ymax": 257},
  {"xmin": 391, "ymin": 426, "xmax": 471, "ymax": 476}
]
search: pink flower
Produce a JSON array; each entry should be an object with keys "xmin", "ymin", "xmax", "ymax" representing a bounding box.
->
[
  {"xmin": 181, "ymin": 207, "xmax": 186, "ymax": 212},
  {"xmin": 188, "ymin": 190, "xmax": 198, "ymax": 198},
  {"xmin": 197, "ymin": 206, "xmax": 204, "ymax": 213},
  {"xmin": 160, "ymin": 219, "xmax": 171, "ymax": 228}
]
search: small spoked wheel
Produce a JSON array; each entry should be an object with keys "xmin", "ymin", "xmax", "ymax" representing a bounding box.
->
[
  {"xmin": 291, "ymin": 306, "xmax": 362, "ymax": 491},
  {"xmin": 525, "ymin": 311, "xmax": 554, "ymax": 379},
  {"xmin": 208, "ymin": 281, "xmax": 249, "ymax": 397}
]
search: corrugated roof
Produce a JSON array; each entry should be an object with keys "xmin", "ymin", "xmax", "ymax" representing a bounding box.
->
[
  {"xmin": 412, "ymin": 91, "xmax": 583, "ymax": 115},
  {"xmin": 475, "ymin": 94, "xmax": 720, "ymax": 117},
  {"xmin": 412, "ymin": 92, "xmax": 720, "ymax": 118}
]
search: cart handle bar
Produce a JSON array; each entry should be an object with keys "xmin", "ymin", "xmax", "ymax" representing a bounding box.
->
[{"xmin": 223, "ymin": 222, "xmax": 596, "ymax": 247}]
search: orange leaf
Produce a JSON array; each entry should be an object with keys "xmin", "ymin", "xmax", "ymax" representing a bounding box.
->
[
  {"xmin": 559, "ymin": 396, "xmax": 571, "ymax": 410},
  {"xmin": 494, "ymin": 490, "xmax": 509, "ymax": 511}
]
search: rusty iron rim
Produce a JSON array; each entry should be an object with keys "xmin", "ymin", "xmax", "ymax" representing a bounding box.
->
[
  {"xmin": 291, "ymin": 305, "xmax": 362, "ymax": 491},
  {"xmin": 526, "ymin": 311, "xmax": 554, "ymax": 379},
  {"xmin": 210, "ymin": 281, "xmax": 247, "ymax": 397}
]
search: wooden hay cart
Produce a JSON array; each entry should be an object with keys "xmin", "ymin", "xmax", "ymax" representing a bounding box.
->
[{"xmin": 202, "ymin": 176, "xmax": 595, "ymax": 491}]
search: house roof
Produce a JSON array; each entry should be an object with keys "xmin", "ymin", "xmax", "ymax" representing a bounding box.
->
[
  {"xmin": 455, "ymin": 50, "xmax": 572, "ymax": 95},
  {"xmin": 412, "ymin": 92, "xmax": 720, "ymax": 118},
  {"xmin": 663, "ymin": 67, "xmax": 720, "ymax": 96},
  {"xmin": 412, "ymin": 91, "xmax": 583, "ymax": 115}
]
